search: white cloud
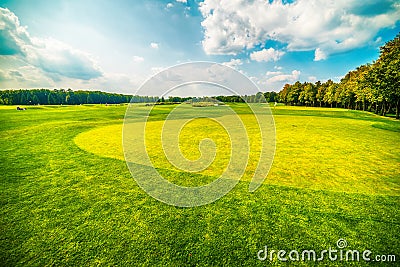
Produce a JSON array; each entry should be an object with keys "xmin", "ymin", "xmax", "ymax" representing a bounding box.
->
[
  {"xmin": 132, "ymin": 56, "xmax": 144, "ymax": 63},
  {"xmin": 0, "ymin": 64, "xmax": 55, "ymax": 89},
  {"xmin": 166, "ymin": 3, "xmax": 174, "ymax": 8},
  {"xmin": 0, "ymin": 7, "xmax": 102, "ymax": 81},
  {"xmin": 266, "ymin": 71, "xmax": 283, "ymax": 76},
  {"xmin": 150, "ymin": 42, "xmax": 159, "ymax": 49},
  {"xmin": 252, "ymin": 69, "xmax": 301, "ymax": 91},
  {"xmin": 267, "ymin": 70, "xmax": 301, "ymax": 83},
  {"xmin": 176, "ymin": 0, "xmax": 187, "ymax": 3},
  {"xmin": 314, "ymin": 48, "xmax": 327, "ymax": 61},
  {"xmin": 308, "ymin": 76, "xmax": 317, "ymax": 82},
  {"xmin": 28, "ymin": 37, "xmax": 102, "ymax": 80},
  {"xmin": 221, "ymin": 58, "xmax": 243, "ymax": 68},
  {"xmin": 375, "ymin": 36, "xmax": 382, "ymax": 44},
  {"xmin": 0, "ymin": 8, "xmax": 31, "ymax": 56},
  {"xmin": 199, "ymin": 0, "xmax": 400, "ymax": 58},
  {"xmin": 250, "ymin": 48, "xmax": 285, "ymax": 62},
  {"xmin": 93, "ymin": 72, "xmax": 143, "ymax": 94},
  {"xmin": 0, "ymin": 8, "xmax": 155, "ymax": 93}
]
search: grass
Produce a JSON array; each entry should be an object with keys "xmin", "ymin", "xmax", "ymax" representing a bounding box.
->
[
  {"xmin": 1, "ymin": 103, "xmax": 399, "ymax": 266},
  {"xmin": 76, "ymin": 104, "xmax": 400, "ymax": 195}
]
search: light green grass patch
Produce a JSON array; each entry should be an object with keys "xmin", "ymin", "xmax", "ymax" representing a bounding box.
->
[{"xmin": 75, "ymin": 105, "xmax": 400, "ymax": 195}]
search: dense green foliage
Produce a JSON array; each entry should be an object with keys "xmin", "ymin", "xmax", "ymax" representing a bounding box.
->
[
  {"xmin": 0, "ymin": 88, "xmax": 277, "ymax": 106},
  {"xmin": 278, "ymin": 34, "xmax": 400, "ymax": 119},
  {"xmin": 0, "ymin": 88, "xmax": 132, "ymax": 105},
  {"xmin": 1, "ymin": 104, "xmax": 399, "ymax": 266},
  {"xmin": 215, "ymin": 92, "xmax": 276, "ymax": 103}
]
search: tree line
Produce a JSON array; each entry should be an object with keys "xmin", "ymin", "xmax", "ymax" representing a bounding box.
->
[
  {"xmin": 277, "ymin": 33, "xmax": 400, "ymax": 119},
  {"xmin": 0, "ymin": 89, "xmax": 133, "ymax": 105},
  {"xmin": 0, "ymin": 88, "xmax": 276, "ymax": 106},
  {"xmin": 215, "ymin": 92, "xmax": 278, "ymax": 103},
  {"xmin": 154, "ymin": 94, "xmax": 276, "ymax": 104},
  {"xmin": 0, "ymin": 89, "xmax": 181, "ymax": 105}
]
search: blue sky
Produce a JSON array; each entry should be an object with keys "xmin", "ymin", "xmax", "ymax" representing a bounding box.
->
[{"xmin": 0, "ymin": 0, "xmax": 399, "ymax": 95}]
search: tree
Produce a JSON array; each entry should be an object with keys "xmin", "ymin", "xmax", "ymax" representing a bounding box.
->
[
  {"xmin": 278, "ymin": 84, "xmax": 291, "ymax": 105},
  {"xmin": 286, "ymin": 81, "xmax": 302, "ymax": 105},
  {"xmin": 47, "ymin": 91, "xmax": 56, "ymax": 104},
  {"xmin": 324, "ymin": 83, "xmax": 337, "ymax": 108},
  {"xmin": 375, "ymin": 33, "xmax": 400, "ymax": 119},
  {"xmin": 315, "ymin": 81, "xmax": 326, "ymax": 107},
  {"xmin": 264, "ymin": 91, "xmax": 278, "ymax": 102},
  {"xmin": 304, "ymin": 82, "xmax": 317, "ymax": 106}
]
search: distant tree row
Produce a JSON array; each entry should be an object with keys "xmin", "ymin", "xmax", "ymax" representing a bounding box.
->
[
  {"xmin": 0, "ymin": 88, "xmax": 276, "ymax": 106},
  {"xmin": 216, "ymin": 92, "xmax": 271, "ymax": 103},
  {"xmin": 153, "ymin": 93, "xmax": 273, "ymax": 104},
  {"xmin": 277, "ymin": 33, "xmax": 400, "ymax": 119},
  {"xmin": 0, "ymin": 89, "xmax": 133, "ymax": 105},
  {"xmin": 132, "ymin": 95, "xmax": 159, "ymax": 103},
  {"xmin": 157, "ymin": 96, "xmax": 192, "ymax": 103}
]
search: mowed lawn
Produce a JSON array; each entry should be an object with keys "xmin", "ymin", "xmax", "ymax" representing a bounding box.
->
[{"xmin": 1, "ymin": 104, "xmax": 399, "ymax": 266}]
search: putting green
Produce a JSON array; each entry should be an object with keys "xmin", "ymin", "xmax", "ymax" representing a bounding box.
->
[
  {"xmin": 74, "ymin": 115, "xmax": 261, "ymax": 183},
  {"xmin": 74, "ymin": 109, "xmax": 400, "ymax": 196}
]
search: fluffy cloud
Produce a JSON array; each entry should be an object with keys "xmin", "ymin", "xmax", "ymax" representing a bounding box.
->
[
  {"xmin": 308, "ymin": 76, "xmax": 317, "ymax": 82},
  {"xmin": 265, "ymin": 71, "xmax": 282, "ymax": 76},
  {"xmin": 314, "ymin": 48, "xmax": 327, "ymax": 61},
  {"xmin": 91, "ymin": 72, "xmax": 143, "ymax": 94},
  {"xmin": 250, "ymin": 48, "xmax": 285, "ymax": 62},
  {"xmin": 0, "ymin": 64, "xmax": 56, "ymax": 89},
  {"xmin": 176, "ymin": 0, "xmax": 187, "ymax": 3},
  {"xmin": 0, "ymin": 8, "xmax": 31, "ymax": 56},
  {"xmin": 150, "ymin": 42, "xmax": 159, "ymax": 49},
  {"xmin": 267, "ymin": 70, "xmax": 301, "ymax": 83},
  {"xmin": 221, "ymin": 58, "xmax": 243, "ymax": 68},
  {"xmin": 166, "ymin": 3, "xmax": 174, "ymax": 8},
  {"xmin": 251, "ymin": 69, "xmax": 301, "ymax": 91},
  {"xmin": 132, "ymin": 56, "xmax": 145, "ymax": 63},
  {"xmin": 199, "ymin": 0, "xmax": 400, "ymax": 59},
  {"xmin": 28, "ymin": 37, "xmax": 102, "ymax": 80},
  {"xmin": 9, "ymin": 70, "xmax": 23, "ymax": 79},
  {"xmin": 0, "ymin": 8, "xmax": 102, "ymax": 81}
]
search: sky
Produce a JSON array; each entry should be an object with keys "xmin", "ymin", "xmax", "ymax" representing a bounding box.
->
[{"xmin": 0, "ymin": 0, "xmax": 399, "ymax": 95}]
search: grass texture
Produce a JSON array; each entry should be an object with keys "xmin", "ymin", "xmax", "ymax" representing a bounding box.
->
[{"xmin": 1, "ymin": 103, "xmax": 399, "ymax": 266}]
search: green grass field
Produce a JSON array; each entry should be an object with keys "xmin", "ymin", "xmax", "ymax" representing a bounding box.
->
[{"xmin": 1, "ymin": 104, "xmax": 399, "ymax": 266}]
